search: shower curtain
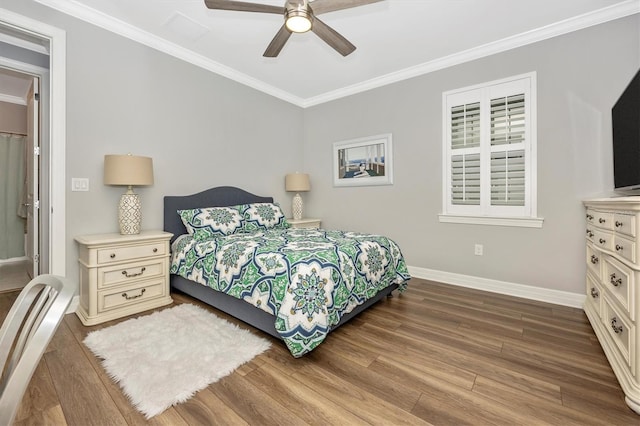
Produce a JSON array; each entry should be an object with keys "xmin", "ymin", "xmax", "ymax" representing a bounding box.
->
[{"xmin": 0, "ymin": 132, "xmax": 26, "ymax": 260}]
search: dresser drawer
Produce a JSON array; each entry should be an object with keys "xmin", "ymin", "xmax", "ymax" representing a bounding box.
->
[
  {"xmin": 603, "ymin": 256, "xmax": 635, "ymax": 320},
  {"xmin": 97, "ymin": 241, "xmax": 166, "ymax": 265},
  {"xmin": 593, "ymin": 211, "xmax": 614, "ymax": 231},
  {"xmin": 586, "ymin": 243, "xmax": 602, "ymax": 280},
  {"xmin": 613, "ymin": 234, "xmax": 637, "ymax": 265},
  {"xmin": 592, "ymin": 229, "xmax": 613, "ymax": 251},
  {"xmin": 98, "ymin": 258, "xmax": 167, "ymax": 289},
  {"xmin": 586, "ymin": 273, "xmax": 602, "ymax": 318},
  {"xmin": 614, "ymin": 213, "xmax": 637, "ymax": 238},
  {"xmin": 98, "ymin": 278, "xmax": 167, "ymax": 313},
  {"xmin": 602, "ymin": 298, "xmax": 635, "ymax": 375}
]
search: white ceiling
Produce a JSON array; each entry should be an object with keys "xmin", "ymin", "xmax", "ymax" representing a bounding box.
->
[{"xmin": 5, "ymin": 0, "xmax": 640, "ymax": 106}]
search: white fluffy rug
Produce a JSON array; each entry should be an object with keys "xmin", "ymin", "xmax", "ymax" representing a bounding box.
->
[{"xmin": 84, "ymin": 303, "xmax": 271, "ymax": 418}]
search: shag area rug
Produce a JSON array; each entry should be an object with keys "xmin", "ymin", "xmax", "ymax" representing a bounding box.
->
[{"xmin": 84, "ymin": 303, "xmax": 271, "ymax": 418}]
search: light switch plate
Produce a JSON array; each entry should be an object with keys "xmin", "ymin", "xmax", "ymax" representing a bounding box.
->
[{"xmin": 71, "ymin": 178, "xmax": 89, "ymax": 192}]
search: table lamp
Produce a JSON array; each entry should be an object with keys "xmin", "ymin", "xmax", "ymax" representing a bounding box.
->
[
  {"xmin": 104, "ymin": 154, "xmax": 154, "ymax": 235},
  {"xmin": 285, "ymin": 172, "xmax": 310, "ymax": 220}
]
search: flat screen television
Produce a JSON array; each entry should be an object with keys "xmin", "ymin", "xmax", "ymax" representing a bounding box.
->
[{"xmin": 613, "ymin": 69, "xmax": 640, "ymax": 191}]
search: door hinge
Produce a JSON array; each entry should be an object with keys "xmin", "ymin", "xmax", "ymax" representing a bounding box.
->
[
  {"xmin": 34, "ymin": 146, "xmax": 40, "ymax": 155},
  {"xmin": 34, "ymin": 200, "xmax": 40, "ymax": 209},
  {"xmin": 34, "ymin": 93, "xmax": 40, "ymax": 102},
  {"xmin": 34, "ymin": 254, "xmax": 40, "ymax": 263}
]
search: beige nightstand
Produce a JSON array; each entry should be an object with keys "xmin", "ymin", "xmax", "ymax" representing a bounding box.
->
[
  {"xmin": 288, "ymin": 218, "xmax": 321, "ymax": 229},
  {"xmin": 74, "ymin": 230, "xmax": 173, "ymax": 325}
]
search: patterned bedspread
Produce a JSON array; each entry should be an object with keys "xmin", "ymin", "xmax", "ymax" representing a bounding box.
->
[{"xmin": 170, "ymin": 228, "xmax": 410, "ymax": 357}]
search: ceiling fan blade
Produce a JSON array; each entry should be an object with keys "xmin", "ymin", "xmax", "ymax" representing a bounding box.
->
[
  {"xmin": 204, "ymin": 0, "xmax": 285, "ymax": 14},
  {"xmin": 311, "ymin": 17, "xmax": 356, "ymax": 56},
  {"xmin": 310, "ymin": 0, "xmax": 383, "ymax": 15},
  {"xmin": 263, "ymin": 25, "xmax": 292, "ymax": 57}
]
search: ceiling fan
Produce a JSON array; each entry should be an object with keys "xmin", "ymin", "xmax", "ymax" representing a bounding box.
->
[{"xmin": 204, "ymin": 0, "xmax": 383, "ymax": 57}]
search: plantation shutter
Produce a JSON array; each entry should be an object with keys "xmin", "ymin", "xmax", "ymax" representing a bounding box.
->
[
  {"xmin": 490, "ymin": 94, "xmax": 526, "ymax": 207},
  {"xmin": 450, "ymin": 102, "xmax": 481, "ymax": 205}
]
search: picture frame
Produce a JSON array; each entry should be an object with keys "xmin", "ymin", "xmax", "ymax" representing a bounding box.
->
[{"xmin": 333, "ymin": 133, "xmax": 393, "ymax": 187}]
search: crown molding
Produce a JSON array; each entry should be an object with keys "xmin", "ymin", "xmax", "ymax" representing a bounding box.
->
[{"xmin": 35, "ymin": 0, "xmax": 640, "ymax": 108}]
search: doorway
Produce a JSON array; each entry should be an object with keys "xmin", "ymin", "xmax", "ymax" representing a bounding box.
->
[
  {"xmin": 0, "ymin": 8, "xmax": 67, "ymax": 285},
  {"xmin": 0, "ymin": 68, "xmax": 41, "ymax": 291}
]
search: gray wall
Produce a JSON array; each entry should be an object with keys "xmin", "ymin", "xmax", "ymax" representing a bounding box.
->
[
  {"xmin": 2, "ymin": 0, "xmax": 304, "ymax": 282},
  {"xmin": 0, "ymin": 101, "xmax": 26, "ymax": 134},
  {"xmin": 3, "ymin": 1, "xmax": 639, "ymax": 297},
  {"xmin": 302, "ymin": 15, "xmax": 640, "ymax": 295}
]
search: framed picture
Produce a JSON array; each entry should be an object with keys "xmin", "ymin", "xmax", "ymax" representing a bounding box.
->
[{"xmin": 333, "ymin": 133, "xmax": 393, "ymax": 187}]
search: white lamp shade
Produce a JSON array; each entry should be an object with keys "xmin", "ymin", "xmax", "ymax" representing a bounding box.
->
[
  {"xmin": 104, "ymin": 155, "xmax": 154, "ymax": 186},
  {"xmin": 285, "ymin": 173, "xmax": 310, "ymax": 192}
]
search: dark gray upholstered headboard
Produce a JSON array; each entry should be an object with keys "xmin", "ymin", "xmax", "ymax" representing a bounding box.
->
[{"xmin": 163, "ymin": 186, "xmax": 273, "ymax": 244}]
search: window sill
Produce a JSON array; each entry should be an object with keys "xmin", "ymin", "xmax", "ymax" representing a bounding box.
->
[{"xmin": 438, "ymin": 214, "xmax": 544, "ymax": 228}]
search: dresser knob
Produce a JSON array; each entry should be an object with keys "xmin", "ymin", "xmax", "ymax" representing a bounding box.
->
[
  {"xmin": 590, "ymin": 288, "xmax": 599, "ymax": 298},
  {"xmin": 110, "ymin": 253, "xmax": 116, "ymax": 259},
  {"xmin": 590, "ymin": 255, "xmax": 599, "ymax": 264},
  {"xmin": 586, "ymin": 230, "xmax": 594, "ymax": 238},
  {"xmin": 586, "ymin": 214, "xmax": 594, "ymax": 220},
  {"xmin": 599, "ymin": 218, "xmax": 606, "ymax": 224},
  {"xmin": 153, "ymin": 248, "xmax": 158, "ymax": 253},
  {"xmin": 599, "ymin": 238, "xmax": 606, "ymax": 244},
  {"xmin": 610, "ymin": 273, "xmax": 623, "ymax": 287},
  {"xmin": 611, "ymin": 317, "xmax": 624, "ymax": 334},
  {"xmin": 615, "ymin": 221, "xmax": 623, "ymax": 228},
  {"xmin": 615, "ymin": 244, "xmax": 623, "ymax": 251}
]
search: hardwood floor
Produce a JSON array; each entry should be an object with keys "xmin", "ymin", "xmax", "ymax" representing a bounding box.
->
[{"xmin": 5, "ymin": 278, "xmax": 640, "ymax": 425}]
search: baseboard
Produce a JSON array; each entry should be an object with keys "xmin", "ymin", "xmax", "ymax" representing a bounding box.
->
[
  {"xmin": 408, "ymin": 265, "xmax": 585, "ymax": 309},
  {"xmin": 67, "ymin": 295, "xmax": 79, "ymax": 315}
]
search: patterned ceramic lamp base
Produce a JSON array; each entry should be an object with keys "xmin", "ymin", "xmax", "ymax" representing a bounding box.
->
[
  {"xmin": 292, "ymin": 193, "xmax": 303, "ymax": 220},
  {"xmin": 119, "ymin": 190, "xmax": 142, "ymax": 235}
]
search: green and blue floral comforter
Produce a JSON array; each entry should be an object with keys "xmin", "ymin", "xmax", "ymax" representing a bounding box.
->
[{"xmin": 170, "ymin": 228, "xmax": 410, "ymax": 357}]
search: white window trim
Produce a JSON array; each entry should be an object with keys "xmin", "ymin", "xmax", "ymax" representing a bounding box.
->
[{"xmin": 440, "ymin": 72, "xmax": 543, "ymax": 228}]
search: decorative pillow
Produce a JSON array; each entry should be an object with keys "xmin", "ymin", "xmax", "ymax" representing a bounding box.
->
[
  {"xmin": 240, "ymin": 203, "xmax": 290, "ymax": 232},
  {"xmin": 178, "ymin": 206, "xmax": 243, "ymax": 241}
]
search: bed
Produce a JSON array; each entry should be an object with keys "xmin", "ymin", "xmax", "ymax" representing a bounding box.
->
[{"xmin": 164, "ymin": 186, "xmax": 410, "ymax": 357}]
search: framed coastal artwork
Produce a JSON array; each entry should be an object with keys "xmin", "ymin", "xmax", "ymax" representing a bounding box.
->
[{"xmin": 333, "ymin": 133, "xmax": 393, "ymax": 187}]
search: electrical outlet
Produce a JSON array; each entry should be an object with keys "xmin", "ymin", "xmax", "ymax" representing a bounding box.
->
[
  {"xmin": 71, "ymin": 178, "xmax": 89, "ymax": 192},
  {"xmin": 474, "ymin": 244, "xmax": 483, "ymax": 256}
]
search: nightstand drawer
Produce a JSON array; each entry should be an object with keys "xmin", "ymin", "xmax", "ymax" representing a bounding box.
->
[
  {"xmin": 98, "ymin": 258, "xmax": 167, "ymax": 289},
  {"xmin": 97, "ymin": 241, "xmax": 166, "ymax": 264},
  {"xmin": 98, "ymin": 279, "xmax": 166, "ymax": 312}
]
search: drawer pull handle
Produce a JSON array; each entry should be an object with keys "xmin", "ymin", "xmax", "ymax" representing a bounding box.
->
[
  {"xmin": 122, "ymin": 267, "xmax": 146, "ymax": 278},
  {"xmin": 599, "ymin": 218, "xmax": 606, "ymax": 224},
  {"xmin": 615, "ymin": 221, "xmax": 623, "ymax": 228},
  {"xmin": 586, "ymin": 230, "xmax": 594, "ymax": 238},
  {"xmin": 590, "ymin": 287, "xmax": 599, "ymax": 298},
  {"xmin": 586, "ymin": 214, "xmax": 593, "ymax": 220},
  {"xmin": 615, "ymin": 244, "xmax": 623, "ymax": 251},
  {"xmin": 590, "ymin": 255, "xmax": 599, "ymax": 264},
  {"xmin": 610, "ymin": 274, "xmax": 623, "ymax": 287},
  {"xmin": 611, "ymin": 317, "xmax": 624, "ymax": 334},
  {"xmin": 153, "ymin": 248, "xmax": 158, "ymax": 253},
  {"xmin": 599, "ymin": 238, "xmax": 606, "ymax": 244},
  {"xmin": 110, "ymin": 253, "xmax": 116, "ymax": 259},
  {"xmin": 122, "ymin": 288, "xmax": 146, "ymax": 300}
]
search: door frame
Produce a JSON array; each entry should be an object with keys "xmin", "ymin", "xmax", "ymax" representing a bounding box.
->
[{"xmin": 0, "ymin": 8, "xmax": 66, "ymax": 276}]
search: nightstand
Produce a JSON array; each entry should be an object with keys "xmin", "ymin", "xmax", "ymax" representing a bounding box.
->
[
  {"xmin": 74, "ymin": 230, "xmax": 173, "ymax": 325},
  {"xmin": 288, "ymin": 218, "xmax": 321, "ymax": 229}
]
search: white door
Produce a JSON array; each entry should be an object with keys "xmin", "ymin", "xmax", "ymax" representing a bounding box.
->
[{"xmin": 25, "ymin": 77, "xmax": 39, "ymax": 278}]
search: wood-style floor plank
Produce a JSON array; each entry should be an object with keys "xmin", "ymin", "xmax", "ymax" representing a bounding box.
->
[{"xmin": 6, "ymin": 278, "xmax": 639, "ymax": 425}]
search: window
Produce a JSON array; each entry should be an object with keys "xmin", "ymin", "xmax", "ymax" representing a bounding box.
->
[{"xmin": 440, "ymin": 72, "xmax": 542, "ymax": 228}]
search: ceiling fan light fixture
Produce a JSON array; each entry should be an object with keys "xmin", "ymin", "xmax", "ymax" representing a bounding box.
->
[{"xmin": 285, "ymin": 9, "xmax": 311, "ymax": 33}]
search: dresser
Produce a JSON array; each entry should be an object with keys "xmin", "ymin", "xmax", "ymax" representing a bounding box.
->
[
  {"xmin": 583, "ymin": 198, "xmax": 640, "ymax": 414},
  {"xmin": 75, "ymin": 230, "xmax": 173, "ymax": 325}
]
